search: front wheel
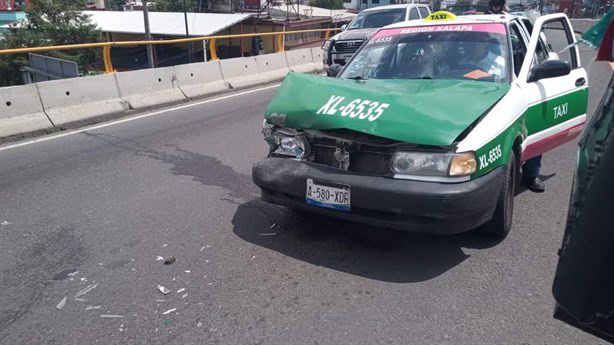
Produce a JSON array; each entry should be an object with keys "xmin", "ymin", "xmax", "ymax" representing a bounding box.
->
[{"xmin": 480, "ymin": 151, "xmax": 517, "ymax": 238}]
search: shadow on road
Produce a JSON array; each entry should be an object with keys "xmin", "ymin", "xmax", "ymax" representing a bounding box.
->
[{"xmin": 232, "ymin": 198, "xmax": 503, "ymax": 283}]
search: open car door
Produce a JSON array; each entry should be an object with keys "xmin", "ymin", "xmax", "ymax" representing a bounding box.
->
[{"xmin": 516, "ymin": 13, "xmax": 589, "ymax": 163}]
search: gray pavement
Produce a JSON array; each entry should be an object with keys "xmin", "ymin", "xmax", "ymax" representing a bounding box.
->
[{"xmin": 0, "ymin": 53, "xmax": 612, "ymax": 344}]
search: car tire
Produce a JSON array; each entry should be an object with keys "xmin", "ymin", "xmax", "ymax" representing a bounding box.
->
[{"xmin": 480, "ymin": 150, "xmax": 517, "ymax": 238}]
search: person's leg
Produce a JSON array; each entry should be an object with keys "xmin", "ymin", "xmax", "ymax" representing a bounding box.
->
[{"xmin": 522, "ymin": 155, "xmax": 545, "ymax": 192}]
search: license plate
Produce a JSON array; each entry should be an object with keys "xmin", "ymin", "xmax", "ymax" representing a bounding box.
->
[{"xmin": 305, "ymin": 179, "xmax": 351, "ymax": 211}]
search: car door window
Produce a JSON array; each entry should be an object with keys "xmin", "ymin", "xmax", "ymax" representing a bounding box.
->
[
  {"xmin": 540, "ymin": 19, "xmax": 579, "ymax": 69},
  {"xmin": 522, "ymin": 19, "xmax": 534, "ymax": 35},
  {"xmin": 418, "ymin": 7, "xmax": 430, "ymax": 18},
  {"xmin": 409, "ymin": 8, "xmax": 420, "ymax": 20},
  {"xmin": 509, "ymin": 23, "xmax": 528, "ymax": 77}
]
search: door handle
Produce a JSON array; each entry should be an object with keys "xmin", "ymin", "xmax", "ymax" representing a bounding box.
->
[{"xmin": 575, "ymin": 78, "xmax": 586, "ymax": 87}]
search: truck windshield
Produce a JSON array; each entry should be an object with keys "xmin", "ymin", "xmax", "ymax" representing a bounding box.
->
[
  {"xmin": 347, "ymin": 9, "xmax": 407, "ymax": 30},
  {"xmin": 340, "ymin": 23, "xmax": 511, "ymax": 83}
]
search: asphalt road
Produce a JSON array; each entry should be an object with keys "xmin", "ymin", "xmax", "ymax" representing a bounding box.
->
[{"xmin": 1, "ymin": 52, "xmax": 612, "ymax": 344}]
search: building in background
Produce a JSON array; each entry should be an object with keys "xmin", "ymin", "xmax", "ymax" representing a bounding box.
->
[
  {"xmin": 343, "ymin": 0, "xmax": 393, "ymax": 10},
  {"xmin": 0, "ymin": 0, "xmax": 30, "ymax": 26}
]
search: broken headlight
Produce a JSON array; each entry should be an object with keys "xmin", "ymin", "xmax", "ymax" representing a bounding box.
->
[{"xmin": 262, "ymin": 120, "xmax": 310, "ymax": 160}]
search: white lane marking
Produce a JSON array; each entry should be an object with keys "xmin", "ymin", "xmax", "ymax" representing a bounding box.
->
[{"xmin": 0, "ymin": 83, "xmax": 281, "ymax": 152}]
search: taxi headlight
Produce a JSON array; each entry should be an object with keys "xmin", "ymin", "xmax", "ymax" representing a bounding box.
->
[
  {"xmin": 273, "ymin": 135, "xmax": 309, "ymax": 160},
  {"xmin": 391, "ymin": 151, "xmax": 476, "ymax": 177}
]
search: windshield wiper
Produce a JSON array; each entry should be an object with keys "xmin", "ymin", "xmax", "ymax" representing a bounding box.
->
[
  {"xmin": 346, "ymin": 76, "xmax": 369, "ymax": 80},
  {"xmin": 408, "ymin": 76, "xmax": 433, "ymax": 80}
]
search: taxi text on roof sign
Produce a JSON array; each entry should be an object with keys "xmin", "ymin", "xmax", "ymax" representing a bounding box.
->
[{"xmin": 424, "ymin": 11, "xmax": 457, "ymax": 22}]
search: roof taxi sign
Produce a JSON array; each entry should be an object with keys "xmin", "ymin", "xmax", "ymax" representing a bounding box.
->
[{"xmin": 424, "ymin": 11, "xmax": 457, "ymax": 21}]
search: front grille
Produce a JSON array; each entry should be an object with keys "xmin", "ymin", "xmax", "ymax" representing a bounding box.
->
[
  {"xmin": 309, "ymin": 136, "xmax": 394, "ymax": 176},
  {"xmin": 333, "ymin": 40, "xmax": 364, "ymax": 54}
]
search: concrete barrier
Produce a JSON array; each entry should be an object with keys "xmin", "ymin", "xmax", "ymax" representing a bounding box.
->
[
  {"xmin": 0, "ymin": 84, "xmax": 54, "ymax": 138},
  {"xmin": 286, "ymin": 48, "xmax": 315, "ymax": 74},
  {"xmin": 219, "ymin": 56, "xmax": 262, "ymax": 89},
  {"xmin": 0, "ymin": 51, "xmax": 328, "ymax": 141},
  {"xmin": 255, "ymin": 52, "xmax": 290, "ymax": 83},
  {"xmin": 37, "ymin": 74, "xmax": 127, "ymax": 127},
  {"xmin": 310, "ymin": 47, "xmax": 325, "ymax": 72},
  {"xmin": 115, "ymin": 67, "xmax": 187, "ymax": 109},
  {"xmin": 174, "ymin": 60, "xmax": 229, "ymax": 100}
]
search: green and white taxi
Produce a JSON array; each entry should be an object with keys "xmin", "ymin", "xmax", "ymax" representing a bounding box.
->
[{"xmin": 252, "ymin": 11, "xmax": 588, "ymax": 237}]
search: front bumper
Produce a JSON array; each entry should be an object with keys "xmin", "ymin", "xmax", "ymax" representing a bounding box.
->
[{"xmin": 252, "ymin": 158, "xmax": 507, "ymax": 234}]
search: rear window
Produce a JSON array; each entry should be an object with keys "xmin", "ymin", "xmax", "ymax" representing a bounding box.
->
[{"xmin": 340, "ymin": 23, "xmax": 511, "ymax": 83}]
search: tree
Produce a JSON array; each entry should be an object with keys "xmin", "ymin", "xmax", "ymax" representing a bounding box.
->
[
  {"xmin": 308, "ymin": 0, "xmax": 344, "ymax": 10},
  {"xmin": 153, "ymin": 0, "xmax": 198, "ymax": 12},
  {"xmin": 105, "ymin": 0, "xmax": 127, "ymax": 11},
  {"xmin": 0, "ymin": 0, "xmax": 102, "ymax": 87}
]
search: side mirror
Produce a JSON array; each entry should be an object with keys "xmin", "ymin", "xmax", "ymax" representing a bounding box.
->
[
  {"xmin": 341, "ymin": 24, "xmax": 347, "ymax": 31},
  {"xmin": 527, "ymin": 60, "xmax": 571, "ymax": 83},
  {"xmin": 328, "ymin": 63, "xmax": 343, "ymax": 77}
]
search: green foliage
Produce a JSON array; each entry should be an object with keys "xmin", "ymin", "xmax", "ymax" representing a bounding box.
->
[
  {"xmin": 308, "ymin": 0, "xmax": 344, "ymax": 10},
  {"xmin": 153, "ymin": 0, "xmax": 197, "ymax": 12},
  {"xmin": 105, "ymin": 0, "xmax": 127, "ymax": 11},
  {"xmin": 0, "ymin": 0, "xmax": 103, "ymax": 86}
]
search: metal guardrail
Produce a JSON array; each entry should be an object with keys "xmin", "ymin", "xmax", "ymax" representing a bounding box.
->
[{"xmin": 0, "ymin": 28, "xmax": 341, "ymax": 73}]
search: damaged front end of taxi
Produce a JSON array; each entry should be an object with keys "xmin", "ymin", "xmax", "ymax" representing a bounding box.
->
[
  {"xmin": 251, "ymin": 73, "xmax": 510, "ymax": 234},
  {"xmin": 261, "ymin": 120, "xmax": 478, "ymax": 181}
]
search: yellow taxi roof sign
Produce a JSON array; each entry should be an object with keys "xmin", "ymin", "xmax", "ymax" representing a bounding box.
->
[{"xmin": 424, "ymin": 11, "xmax": 457, "ymax": 22}]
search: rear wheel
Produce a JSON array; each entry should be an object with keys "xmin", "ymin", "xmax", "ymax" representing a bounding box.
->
[{"xmin": 480, "ymin": 151, "xmax": 517, "ymax": 238}]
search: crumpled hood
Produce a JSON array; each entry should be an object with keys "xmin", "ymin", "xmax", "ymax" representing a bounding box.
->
[
  {"xmin": 265, "ymin": 73, "xmax": 511, "ymax": 146},
  {"xmin": 332, "ymin": 28, "xmax": 376, "ymax": 41}
]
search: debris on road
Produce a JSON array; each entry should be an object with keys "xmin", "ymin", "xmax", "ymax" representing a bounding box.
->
[
  {"xmin": 119, "ymin": 324, "xmax": 125, "ymax": 332},
  {"xmin": 67, "ymin": 271, "xmax": 79, "ymax": 277},
  {"xmin": 184, "ymin": 270, "xmax": 190, "ymax": 273},
  {"xmin": 259, "ymin": 233, "xmax": 277, "ymax": 236},
  {"xmin": 164, "ymin": 256, "xmax": 176, "ymax": 265},
  {"xmin": 56, "ymin": 296, "xmax": 67, "ymax": 310},
  {"xmin": 200, "ymin": 246, "xmax": 206, "ymax": 252},
  {"xmin": 100, "ymin": 314, "xmax": 124, "ymax": 318},
  {"xmin": 85, "ymin": 305, "xmax": 101, "ymax": 310},
  {"xmin": 162, "ymin": 308, "xmax": 177, "ymax": 315},
  {"xmin": 270, "ymin": 223, "xmax": 276, "ymax": 229},
  {"xmin": 176, "ymin": 288, "xmax": 185, "ymax": 293},
  {"xmin": 80, "ymin": 278, "xmax": 87, "ymax": 282},
  {"xmin": 1, "ymin": 221, "xmax": 11, "ymax": 225},
  {"xmin": 157, "ymin": 285, "xmax": 170, "ymax": 295},
  {"xmin": 182, "ymin": 294, "xmax": 188, "ymax": 299},
  {"xmin": 197, "ymin": 321, "xmax": 203, "ymax": 328},
  {"xmin": 162, "ymin": 244, "xmax": 168, "ymax": 247},
  {"xmin": 74, "ymin": 283, "xmax": 98, "ymax": 300},
  {"xmin": 156, "ymin": 256, "xmax": 164, "ymax": 261}
]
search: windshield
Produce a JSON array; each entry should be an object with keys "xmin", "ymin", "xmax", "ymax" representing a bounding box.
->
[
  {"xmin": 347, "ymin": 9, "xmax": 407, "ymax": 30},
  {"xmin": 340, "ymin": 23, "xmax": 510, "ymax": 83}
]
